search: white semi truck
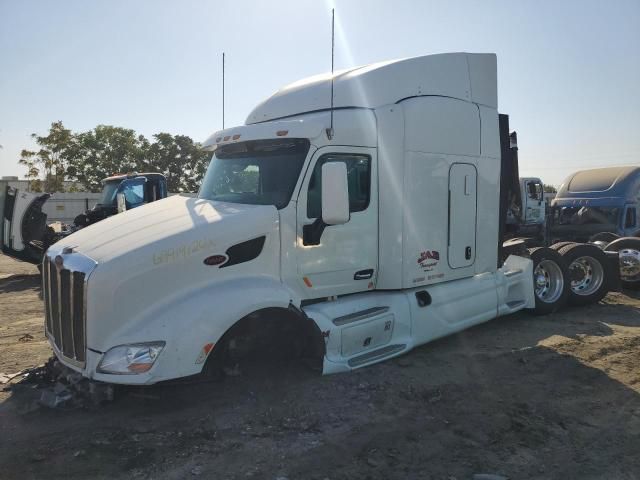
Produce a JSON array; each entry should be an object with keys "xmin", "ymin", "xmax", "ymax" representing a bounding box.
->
[{"xmin": 41, "ymin": 53, "xmax": 618, "ymax": 385}]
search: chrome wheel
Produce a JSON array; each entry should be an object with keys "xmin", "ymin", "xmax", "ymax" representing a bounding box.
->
[
  {"xmin": 568, "ymin": 256, "xmax": 604, "ymax": 296},
  {"xmin": 619, "ymin": 248, "xmax": 640, "ymax": 283},
  {"xmin": 534, "ymin": 259, "xmax": 564, "ymax": 304}
]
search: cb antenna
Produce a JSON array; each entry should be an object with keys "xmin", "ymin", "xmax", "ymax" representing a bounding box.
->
[
  {"xmin": 326, "ymin": 8, "xmax": 335, "ymax": 140},
  {"xmin": 222, "ymin": 52, "xmax": 225, "ymax": 129}
]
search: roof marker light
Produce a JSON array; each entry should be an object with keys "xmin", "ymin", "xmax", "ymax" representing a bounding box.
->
[
  {"xmin": 232, "ymin": 134, "xmax": 241, "ymax": 140},
  {"xmin": 276, "ymin": 130, "xmax": 289, "ymax": 137},
  {"xmin": 215, "ymin": 137, "xmax": 222, "ymax": 143},
  {"xmin": 223, "ymin": 136, "xmax": 231, "ymax": 141}
]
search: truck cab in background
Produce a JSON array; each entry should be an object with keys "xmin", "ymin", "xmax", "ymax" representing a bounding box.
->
[
  {"xmin": 548, "ymin": 166, "xmax": 640, "ymax": 288},
  {"xmin": 506, "ymin": 176, "xmax": 546, "ymax": 241},
  {"xmin": 549, "ymin": 166, "xmax": 640, "ymax": 243},
  {"xmin": 0, "ymin": 173, "xmax": 167, "ymax": 264},
  {"xmin": 522, "ymin": 177, "xmax": 546, "ymax": 226}
]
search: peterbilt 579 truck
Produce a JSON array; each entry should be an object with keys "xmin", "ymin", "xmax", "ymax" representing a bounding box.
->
[{"xmin": 40, "ymin": 53, "xmax": 618, "ymax": 384}]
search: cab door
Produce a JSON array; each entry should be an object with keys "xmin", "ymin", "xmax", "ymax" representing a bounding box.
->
[
  {"xmin": 448, "ymin": 163, "xmax": 477, "ymax": 269},
  {"xmin": 524, "ymin": 179, "xmax": 544, "ymax": 225},
  {"xmin": 296, "ymin": 146, "xmax": 378, "ymax": 297}
]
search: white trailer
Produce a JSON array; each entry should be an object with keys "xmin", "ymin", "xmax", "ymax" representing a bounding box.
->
[{"xmin": 40, "ymin": 53, "xmax": 616, "ymax": 384}]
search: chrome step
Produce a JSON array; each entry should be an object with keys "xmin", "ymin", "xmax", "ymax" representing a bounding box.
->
[
  {"xmin": 506, "ymin": 300, "xmax": 526, "ymax": 309},
  {"xmin": 332, "ymin": 306, "xmax": 390, "ymax": 326},
  {"xmin": 504, "ymin": 269, "xmax": 523, "ymax": 278},
  {"xmin": 348, "ymin": 344, "xmax": 405, "ymax": 367}
]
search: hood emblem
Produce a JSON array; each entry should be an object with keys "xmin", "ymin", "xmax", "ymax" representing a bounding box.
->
[{"xmin": 203, "ymin": 255, "xmax": 227, "ymax": 267}]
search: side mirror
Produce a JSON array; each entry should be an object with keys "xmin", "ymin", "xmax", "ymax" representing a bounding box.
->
[
  {"xmin": 321, "ymin": 162, "xmax": 350, "ymax": 225},
  {"xmin": 116, "ymin": 192, "xmax": 126, "ymax": 213}
]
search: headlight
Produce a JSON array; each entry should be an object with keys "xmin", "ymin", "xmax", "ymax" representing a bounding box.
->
[{"xmin": 97, "ymin": 342, "xmax": 165, "ymax": 374}]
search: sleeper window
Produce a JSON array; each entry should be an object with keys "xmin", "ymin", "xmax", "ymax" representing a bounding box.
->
[{"xmin": 307, "ymin": 153, "xmax": 371, "ymax": 219}]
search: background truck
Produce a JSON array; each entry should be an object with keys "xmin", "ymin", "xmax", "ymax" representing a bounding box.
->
[
  {"xmin": 547, "ymin": 166, "xmax": 640, "ymax": 288},
  {"xmin": 505, "ymin": 175, "xmax": 546, "ymax": 241},
  {"xmin": 0, "ymin": 172, "xmax": 167, "ymax": 264},
  {"xmin": 38, "ymin": 53, "xmax": 619, "ymax": 385},
  {"xmin": 498, "ymin": 133, "xmax": 547, "ymax": 242}
]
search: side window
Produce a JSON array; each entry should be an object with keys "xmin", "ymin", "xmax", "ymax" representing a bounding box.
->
[
  {"xmin": 307, "ymin": 153, "xmax": 371, "ymax": 219},
  {"xmin": 123, "ymin": 183, "xmax": 145, "ymax": 208},
  {"xmin": 527, "ymin": 181, "xmax": 542, "ymax": 200},
  {"xmin": 625, "ymin": 207, "xmax": 637, "ymax": 228}
]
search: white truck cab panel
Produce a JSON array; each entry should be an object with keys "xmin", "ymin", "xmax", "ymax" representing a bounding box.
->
[{"xmin": 295, "ymin": 145, "xmax": 378, "ymax": 297}]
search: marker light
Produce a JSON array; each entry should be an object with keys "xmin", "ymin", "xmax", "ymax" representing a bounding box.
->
[
  {"xmin": 232, "ymin": 134, "xmax": 241, "ymax": 140},
  {"xmin": 276, "ymin": 130, "xmax": 289, "ymax": 136},
  {"xmin": 223, "ymin": 136, "xmax": 231, "ymax": 141}
]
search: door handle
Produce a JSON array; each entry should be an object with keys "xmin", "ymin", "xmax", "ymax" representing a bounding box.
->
[
  {"xmin": 354, "ymin": 269, "xmax": 374, "ymax": 280},
  {"xmin": 465, "ymin": 246, "xmax": 472, "ymax": 260}
]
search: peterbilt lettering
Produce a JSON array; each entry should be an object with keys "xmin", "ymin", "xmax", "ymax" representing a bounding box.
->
[{"xmin": 152, "ymin": 238, "xmax": 216, "ymax": 265}]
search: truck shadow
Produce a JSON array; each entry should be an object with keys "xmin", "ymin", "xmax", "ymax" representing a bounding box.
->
[
  {"xmin": 0, "ymin": 273, "xmax": 41, "ymax": 294},
  {"xmin": 1, "ymin": 295, "xmax": 639, "ymax": 479}
]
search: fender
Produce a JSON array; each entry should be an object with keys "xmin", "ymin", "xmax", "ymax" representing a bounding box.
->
[{"xmin": 90, "ymin": 275, "xmax": 301, "ymax": 384}]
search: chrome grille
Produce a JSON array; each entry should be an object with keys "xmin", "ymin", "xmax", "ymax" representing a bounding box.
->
[{"xmin": 43, "ymin": 252, "xmax": 94, "ymax": 366}]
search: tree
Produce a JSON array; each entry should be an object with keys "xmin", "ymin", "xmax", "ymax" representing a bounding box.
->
[
  {"xmin": 18, "ymin": 122, "xmax": 209, "ymax": 193},
  {"xmin": 18, "ymin": 121, "xmax": 74, "ymax": 192},
  {"xmin": 543, "ymin": 184, "xmax": 558, "ymax": 194},
  {"xmin": 18, "ymin": 150, "xmax": 42, "ymax": 191},
  {"xmin": 141, "ymin": 133, "xmax": 211, "ymax": 192},
  {"xmin": 68, "ymin": 126, "xmax": 148, "ymax": 192}
]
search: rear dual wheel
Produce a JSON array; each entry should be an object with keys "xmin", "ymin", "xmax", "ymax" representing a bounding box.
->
[
  {"xmin": 558, "ymin": 243, "xmax": 611, "ymax": 306},
  {"xmin": 605, "ymin": 237, "xmax": 640, "ymax": 290},
  {"xmin": 549, "ymin": 241, "xmax": 574, "ymax": 251},
  {"xmin": 529, "ymin": 247, "xmax": 569, "ymax": 315}
]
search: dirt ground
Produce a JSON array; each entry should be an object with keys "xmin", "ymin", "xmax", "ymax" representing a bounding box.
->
[{"xmin": 0, "ymin": 253, "xmax": 639, "ymax": 480}]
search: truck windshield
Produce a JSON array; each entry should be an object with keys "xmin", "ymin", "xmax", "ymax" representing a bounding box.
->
[
  {"xmin": 553, "ymin": 206, "xmax": 620, "ymax": 226},
  {"xmin": 99, "ymin": 180, "xmax": 121, "ymax": 205},
  {"xmin": 198, "ymin": 139, "xmax": 310, "ymax": 209}
]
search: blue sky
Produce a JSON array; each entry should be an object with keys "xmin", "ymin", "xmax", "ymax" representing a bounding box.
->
[{"xmin": 0, "ymin": 0, "xmax": 638, "ymax": 186}]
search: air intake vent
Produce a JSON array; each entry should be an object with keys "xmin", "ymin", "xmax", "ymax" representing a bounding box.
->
[{"xmin": 221, "ymin": 236, "xmax": 266, "ymax": 268}]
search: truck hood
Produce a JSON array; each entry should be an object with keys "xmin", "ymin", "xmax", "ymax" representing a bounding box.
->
[
  {"xmin": 54, "ymin": 195, "xmax": 277, "ymax": 263},
  {"xmin": 49, "ymin": 195, "xmax": 281, "ymax": 353}
]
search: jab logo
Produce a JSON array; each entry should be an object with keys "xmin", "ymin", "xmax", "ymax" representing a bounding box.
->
[{"xmin": 418, "ymin": 250, "xmax": 440, "ymax": 263}]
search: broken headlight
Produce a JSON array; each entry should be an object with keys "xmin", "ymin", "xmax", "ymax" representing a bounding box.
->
[{"xmin": 97, "ymin": 342, "xmax": 165, "ymax": 374}]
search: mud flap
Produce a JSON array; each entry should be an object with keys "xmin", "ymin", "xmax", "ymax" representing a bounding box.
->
[{"xmin": 604, "ymin": 250, "xmax": 622, "ymax": 292}]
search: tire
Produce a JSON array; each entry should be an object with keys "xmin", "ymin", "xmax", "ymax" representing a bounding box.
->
[
  {"xmin": 605, "ymin": 237, "xmax": 640, "ymax": 290},
  {"xmin": 550, "ymin": 241, "xmax": 576, "ymax": 251},
  {"xmin": 558, "ymin": 243, "xmax": 611, "ymax": 306},
  {"xmin": 528, "ymin": 247, "xmax": 570, "ymax": 315},
  {"xmin": 589, "ymin": 232, "xmax": 620, "ymax": 244}
]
